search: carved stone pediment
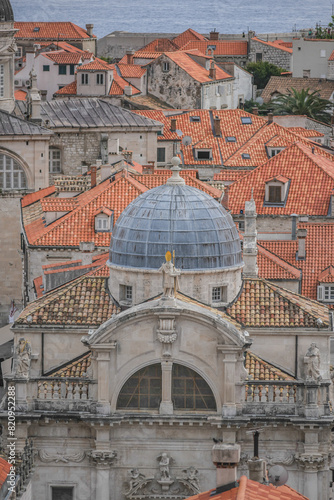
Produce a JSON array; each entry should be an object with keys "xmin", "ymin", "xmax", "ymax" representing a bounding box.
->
[
  {"xmin": 295, "ymin": 453, "xmax": 325, "ymax": 471},
  {"xmin": 124, "ymin": 454, "xmax": 200, "ymax": 499}
]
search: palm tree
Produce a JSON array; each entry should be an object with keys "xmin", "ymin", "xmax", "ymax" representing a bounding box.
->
[{"xmin": 271, "ymin": 87, "xmax": 333, "ymax": 123}]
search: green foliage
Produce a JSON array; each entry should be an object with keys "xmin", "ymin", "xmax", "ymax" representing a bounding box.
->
[
  {"xmin": 313, "ymin": 16, "xmax": 334, "ymax": 39},
  {"xmin": 245, "ymin": 61, "xmax": 286, "ymax": 89},
  {"xmin": 99, "ymin": 55, "xmax": 113, "ymax": 63},
  {"xmin": 243, "ymin": 99, "xmax": 270, "ymax": 115},
  {"xmin": 271, "ymin": 87, "xmax": 332, "ymax": 123}
]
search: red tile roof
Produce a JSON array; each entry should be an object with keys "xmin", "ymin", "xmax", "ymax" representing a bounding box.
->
[
  {"xmin": 287, "ymin": 127, "xmax": 324, "ymax": 137},
  {"xmin": 213, "ymin": 170, "xmax": 250, "ymax": 182},
  {"xmin": 260, "ymin": 222, "xmax": 334, "ymax": 301},
  {"xmin": 43, "ymin": 51, "xmax": 86, "ymax": 65},
  {"xmin": 34, "ymin": 275, "xmax": 44, "ymax": 298},
  {"xmin": 14, "ymin": 89, "xmax": 27, "ymax": 101},
  {"xmin": 116, "ymin": 63, "xmax": 146, "ymax": 78},
  {"xmin": 245, "ymin": 351, "xmax": 295, "ymax": 380},
  {"xmin": 76, "ymin": 58, "xmax": 111, "ymax": 71},
  {"xmin": 22, "ymin": 171, "xmax": 220, "ymax": 249},
  {"xmin": 118, "ymin": 52, "xmax": 162, "ymax": 64},
  {"xmin": 180, "ymin": 40, "xmax": 248, "ymax": 55},
  {"xmin": 0, "ymin": 457, "xmax": 11, "ymax": 488},
  {"xmin": 140, "ymin": 38, "xmax": 179, "ymax": 52},
  {"xmin": 172, "ymin": 28, "xmax": 208, "ymax": 49},
  {"xmin": 109, "ymin": 70, "xmax": 141, "ymax": 96},
  {"xmin": 21, "ymin": 185, "xmax": 55, "ymax": 208},
  {"xmin": 228, "ymin": 142, "xmax": 334, "ymax": 215},
  {"xmin": 252, "ymin": 37, "xmax": 293, "ymax": 54},
  {"xmin": 329, "ymin": 49, "xmax": 334, "ymax": 61},
  {"xmin": 186, "ymin": 475, "xmax": 309, "ymax": 500},
  {"xmin": 318, "ymin": 265, "xmax": 334, "ymax": 282},
  {"xmin": 14, "ymin": 22, "xmax": 95, "ymax": 40},
  {"xmin": 54, "ymin": 80, "xmax": 77, "ymax": 95},
  {"xmin": 257, "ymin": 244, "xmax": 301, "ymax": 281},
  {"xmin": 163, "ymin": 51, "xmax": 232, "ymax": 83},
  {"xmin": 226, "ymin": 277, "xmax": 329, "ymax": 328}
]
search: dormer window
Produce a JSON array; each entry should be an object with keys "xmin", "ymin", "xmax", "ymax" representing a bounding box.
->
[
  {"xmin": 264, "ymin": 175, "xmax": 290, "ymax": 206},
  {"xmin": 226, "ymin": 136, "xmax": 236, "ymax": 142},
  {"xmin": 94, "ymin": 207, "xmax": 113, "ymax": 232},
  {"xmin": 195, "ymin": 149, "xmax": 212, "ymax": 160},
  {"xmin": 267, "ymin": 147, "xmax": 284, "ymax": 158},
  {"xmin": 190, "ymin": 116, "xmax": 200, "ymax": 122},
  {"xmin": 317, "ymin": 266, "xmax": 334, "ymax": 302},
  {"xmin": 242, "ymin": 153, "xmax": 250, "ymax": 160}
]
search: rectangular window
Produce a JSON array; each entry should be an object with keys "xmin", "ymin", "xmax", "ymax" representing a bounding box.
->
[
  {"xmin": 96, "ymin": 73, "xmax": 104, "ymax": 85},
  {"xmin": 81, "ymin": 73, "xmax": 88, "ymax": 85},
  {"xmin": 303, "ymin": 69, "xmax": 310, "ymax": 78},
  {"xmin": 268, "ymin": 185, "xmax": 282, "ymax": 203},
  {"xmin": 190, "ymin": 116, "xmax": 200, "ymax": 122},
  {"xmin": 70, "ymin": 64, "xmax": 75, "ymax": 75},
  {"xmin": 225, "ymin": 136, "xmax": 236, "ymax": 142},
  {"xmin": 58, "ymin": 65, "xmax": 67, "ymax": 75},
  {"xmin": 324, "ymin": 286, "xmax": 334, "ymax": 301},
  {"xmin": 0, "ymin": 65, "xmax": 4, "ymax": 98},
  {"xmin": 256, "ymin": 52, "xmax": 263, "ymax": 62},
  {"xmin": 49, "ymin": 149, "xmax": 61, "ymax": 173},
  {"xmin": 197, "ymin": 150, "xmax": 211, "ymax": 160},
  {"xmin": 163, "ymin": 62, "xmax": 170, "ymax": 72},
  {"xmin": 51, "ymin": 486, "xmax": 74, "ymax": 500},
  {"xmin": 120, "ymin": 284, "xmax": 133, "ymax": 304},
  {"xmin": 157, "ymin": 147, "xmax": 166, "ymax": 163},
  {"xmin": 15, "ymin": 47, "xmax": 22, "ymax": 58},
  {"xmin": 241, "ymin": 117, "xmax": 252, "ymax": 124},
  {"xmin": 43, "ymin": 65, "xmax": 50, "ymax": 72},
  {"xmin": 320, "ymin": 49, "xmax": 326, "ymax": 57},
  {"xmin": 212, "ymin": 286, "xmax": 227, "ymax": 303},
  {"xmin": 242, "ymin": 153, "xmax": 250, "ymax": 159}
]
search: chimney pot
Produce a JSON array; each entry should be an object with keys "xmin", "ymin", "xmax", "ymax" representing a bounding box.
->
[
  {"xmin": 252, "ymin": 106, "xmax": 258, "ymax": 115},
  {"xmin": 86, "ymin": 24, "xmax": 94, "ymax": 37},
  {"xmin": 90, "ymin": 166, "xmax": 97, "ymax": 188},
  {"xmin": 291, "ymin": 213, "xmax": 298, "ymax": 240},
  {"xmin": 171, "ymin": 118, "xmax": 177, "ymax": 132},
  {"xmin": 209, "ymin": 60, "xmax": 216, "ymax": 80},
  {"xmin": 268, "ymin": 112, "xmax": 273, "ymax": 124},
  {"xmin": 297, "ymin": 228, "xmax": 307, "ymax": 260},
  {"xmin": 210, "ymin": 30, "xmax": 219, "ymax": 40},
  {"xmin": 214, "ymin": 115, "xmax": 221, "ymax": 137},
  {"xmin": 126, "ymin": 49, "xmax": 135, "ymax": 65},
  {"xmin": 212, "ymin": 443, "xmax": 240, "ymax": 488}
]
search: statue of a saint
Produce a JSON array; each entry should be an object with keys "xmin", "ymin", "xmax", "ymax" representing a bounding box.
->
[
  {"xmin": 159, "ymin": 252, "xmax": 181, "ymax": 298},
  {"xmin": 304, "ymin": 343, "xmax": 321, "ymax": 381},
  {"xmin": 14, "ymin": 338, "xmax": 31, "ymax": 379},
  {"xmin": 159, "ymin": 453, "xmax": 170, "ymax": 479}
]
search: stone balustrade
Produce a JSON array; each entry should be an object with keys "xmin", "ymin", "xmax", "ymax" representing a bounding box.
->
[{"xmin": 37, "ymin": 378, "xmax": 90, "ymax": 401}]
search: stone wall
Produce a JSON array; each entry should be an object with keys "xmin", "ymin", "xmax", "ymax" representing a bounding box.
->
[
  {"xmin": 249, "ymin": 39, "xmax": 291, "ymax": 70},
  {"xmin": 50, "ymin": 128, "xmax": 160, "ymax": 176}
]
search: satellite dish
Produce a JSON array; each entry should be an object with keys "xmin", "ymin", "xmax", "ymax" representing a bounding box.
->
[
  {"xmin": 182, "ymin": 135, "xmax": 192, "ymax": 146},
  {"xmin": 268, "ymin": 465, "xmax": 289, "ymax": 486},
  {"xmin": 176, "ymin": 129, "xmax": 183, "ymax": 137},
  {"xmin": 255, "ymin": 96, "xmax": 264, "ymax": 105}
]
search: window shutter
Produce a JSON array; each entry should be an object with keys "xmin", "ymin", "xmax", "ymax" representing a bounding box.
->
[{"xmin": 317, "ymin": 285, "xmax": 324, "ymax": 301}]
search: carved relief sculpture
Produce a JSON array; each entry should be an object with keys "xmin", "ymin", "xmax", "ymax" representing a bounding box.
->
[
  {"xmin": 14, "ymin": 338, "xmax": 31, "ymax": 379},
  {"xmin": 304, "ymin": 343, "xmax": 322, "ymax": 381}
]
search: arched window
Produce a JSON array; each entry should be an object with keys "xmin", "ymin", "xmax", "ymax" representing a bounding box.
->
[
  {"xmin": 0, "ymin": 154, "xmax": 27, "ymax": 189},
  {"xmin": 117, "ymin": 363, "xmax": 216, "ymax": 411}
]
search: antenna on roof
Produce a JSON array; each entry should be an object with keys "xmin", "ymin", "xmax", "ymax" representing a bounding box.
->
[{"xmin": 182, "ymin": 135, "xmax": 192, "ymax": 147}]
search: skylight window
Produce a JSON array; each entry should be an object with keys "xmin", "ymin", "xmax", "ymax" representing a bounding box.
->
[
  {"xmin": 190, "ymin": 116, "xmax": 201, "ymax": 122},
  {"xmin": 33, "ymin": 27, "xmax": 40, "ymax": 32},
  {"xmin": 241, "ymin": 117, "xmax": 252, "ymax": 125},
  {"xmin": 226, "ymin": 136, "xmax": 236, "ymax": 143},
  {"xmin": 242, "ymin": 153, "xmax": 250, "ymax": 159}
]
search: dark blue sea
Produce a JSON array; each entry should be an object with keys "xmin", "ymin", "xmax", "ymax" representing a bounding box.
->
[{"xmin": 11, "ymin": 0, "xmax": 334, "ymax": 40}]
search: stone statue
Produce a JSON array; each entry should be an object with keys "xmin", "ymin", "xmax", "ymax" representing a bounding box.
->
[
  {"xmin": 14, "ymin": 338, "xmax": 31, "ymax": 379},
  {"xmin": 129, "ymin": 468, "xmax": 145, "ymax": 490},
  {"xmin": 158, "ymin": 453, "xmax": 170, "ymax": 480},
  {"xmin": 159, "ymin": 255, "xmax": 181, "ymax": 298},
  {"xmin": 304, "ymin": 343, "xmax": 321, "ymax": 381}
]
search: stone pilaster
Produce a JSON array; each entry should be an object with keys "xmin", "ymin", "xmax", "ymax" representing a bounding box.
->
[{"xmin": 243, "ymin": 193, "xmax": 258, "ymax": 278}]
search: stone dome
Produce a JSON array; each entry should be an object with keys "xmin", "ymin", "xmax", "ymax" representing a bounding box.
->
[
  {"xmin": 109, "ymin": 161, "xmax": 242, "ymax": 271},
  {"xmin": 0, "ymin": 0, "xmax": 13, "ymax": 21}
]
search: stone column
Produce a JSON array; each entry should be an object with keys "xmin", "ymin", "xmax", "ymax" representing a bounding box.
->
[
  {"xmin": 218, "ymin": 347, "xmax": 237, "ymax": 416},
  {"xmin": 160, "ymin": 360, "xmax": 173, "ymax": 415},
  {"xmin": 96, "ymin": 348, "xmax": 111, "ymax": 414},
  {"xmin": 89, "ymin": 427, "xmax": 117, "ymax": 500}
]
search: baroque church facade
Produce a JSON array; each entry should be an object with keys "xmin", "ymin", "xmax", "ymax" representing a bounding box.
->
[{"xmin": 5, "ymin": 159, "xmax": 334, "ymax": 500}]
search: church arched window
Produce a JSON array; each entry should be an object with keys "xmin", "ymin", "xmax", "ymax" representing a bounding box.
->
[
  {"xmin": 0, "ymin": 154, "xmax": 27, "ymax": 189},
  {"xmin": 116, "ymin": 363, "xmax": 216, "ymax": 412}
]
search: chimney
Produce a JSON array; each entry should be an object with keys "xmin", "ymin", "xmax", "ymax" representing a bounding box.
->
[
  {"xmin": 171, "ymin": 118, "xmax": 177, "ymax": 132},
  {"xmin": 214, "ymin": 115, "xmax": 221, "ymax": 137},
  {"xmin": 126, "ymin": 49, "xmax": 135, "ymax": 65},
  {"xmin": 209, "ymin": 60, "xmax": 216, "ymax": 80},
  {"xmin": 252, "ymin": 106, "xmax": 258, "ymax": 115},
  {"xmin": 248, "ymin": 458, "xmax": 267, "ymax": 483},
  {"xmin": 86, "ymin": 24, "xmax": 94, "ymax": 37},
  {"xmin": 124, "ymin": 85, "xmax": 132, "ymax": 96},
  {"xmin": 90, "ymin": 166, "xmax": 97, "ymax": 188},
  {"xmin": 268, "ymin": 112, "xmax": 273, "ymax": 124},
  {"xmin": 79, "ymin": 241, "xmax": 95, "ymax": 265},
  {"xmin": 210, "ymin": 29, "xmax": 219, "ymax": 40},
  {"xmin": 221, "ymin": 184, "xmax": 229, "ymax": 209},
  {"xmin": 212, "ymin": 443, "xmax": 240, "ymax": 489},
  {"xmin": 28, "ymin": 69, "xmax": 42, "ymax": 124},
  {"xmin": 243, "ymin": 190, "xmax": 258, "ymax": 277},
  {"xmin": 297, "ymin": 228, "xmax": 307, "ymax": 260},
  {"xmin": 291, "ymin": 214, "xmax": 298, "ymax": 240}
]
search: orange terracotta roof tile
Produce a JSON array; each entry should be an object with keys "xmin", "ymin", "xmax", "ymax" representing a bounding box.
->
[
  {"xmin": 172, "ymin": 28, "xmax": 208, "ymax": 49},
  {"xmin": 288, "ymin": 127, "xmax": 324, "ymax": 137},
  {"xmin": 14, "ymin": 22, "xmax": 95, "ymax": 40},
  {"xmin": 33, "ymin": 275, "xmax": 44, "ymax": 298},
  {"xmin": 257, "ymin": 244, "xmax": 301, "ymax": 281},
  {"xmin": 252, "ymin": 37, "xmax": 293, "ymax": 54},
  {"xmin": 44, "ymin": 51, "xmax": 86, "ymax": 65},
  {"xmin": 228, "ymin": 142, "xmax": 334, "ymax": 215},
  {"xmin": 40, "ymin": 197, "xmax": 78, "ymax": 212},
  {"xmin": 163, "ymin": 51, "xmax": 232, "ymax": 83},
  {"xmin": 21, "ymin": 185, "xmax": 55, "ymax": 208},
  {"xmin": 14, "ymin": 89, "xmax": 27, "ymax": 101},
  {"xmin": 319, "ymin": 265, "xmax": 334, "ymax": 282},
  {"xmin": 119, "ymin": 52, "xmax": 162, "ymax": 63},
  {"xmin": 213, "ymin": 170, "xmax": 250, "ymax": 182},
  {"xmin": 180, "ymin": 40, "xmax": 248, "ymax": 55},
  {"xmin": 15, "ymin": 274, "xmax": 119, "ymax": 327},
  {"xmin": 140, "ymin": 38, "xmax": 179, "ymax": 52},
  {"xmin": 116, "ymin": 63, "xmax": 146, "ymax": 78},
  {"xmin": 54, "ymin": 80, "xmax": 77, "ymax": 95},
  {"xmin": 245, "ymin": 351, "xmax": 295, "ymax": 381},
  {"xmin": 187, "ymin": 475, "xmax": 309, "ymax": 500},
  {"xmin": 226, "ymin": 277, "xmax": 329, "ymax": 328},
  {"xmin": 329, "ymin": 49, "xmax": 334, "ymax": 61},
  {"xmin": 77, "ymin": 57, "xmax": 111, "ymax": 71},
  {"xmin": 109, "ymin": 71, "xmax": 141, "ymax": 96},
  {"xmin": 260, "ymin": 222, "xmax": 334, "ymax": 301},
  {"xmin": 47, "ymin": 351, "xmax": 91, "ymax": 377},
  {"xmin": 0, "ymin": 457, "xmax": 11, "ymax": 488},
  {"xmin": 262, "ymin": 76, "xmax": 334, "ymax": 103}
]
